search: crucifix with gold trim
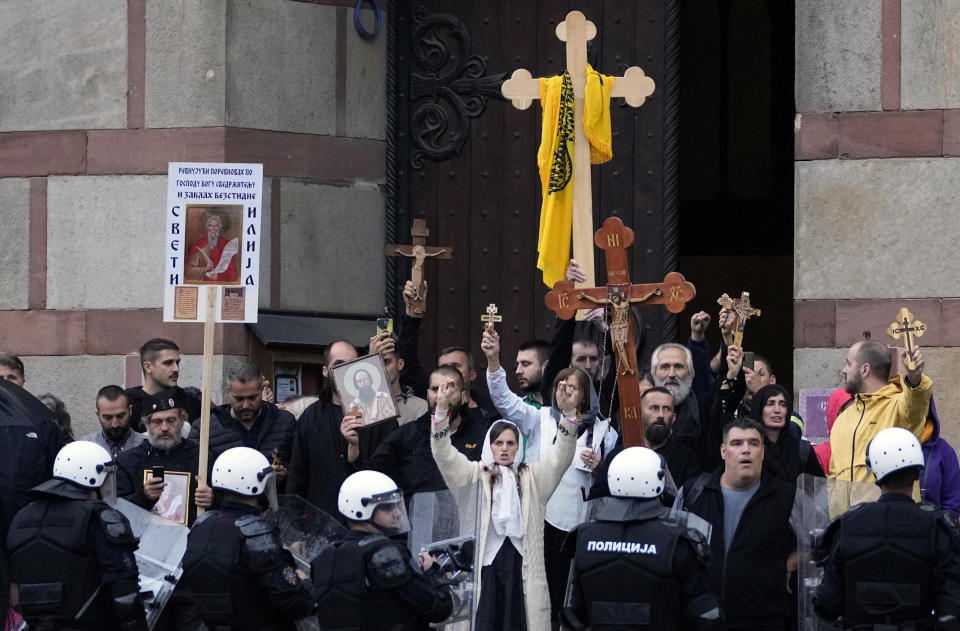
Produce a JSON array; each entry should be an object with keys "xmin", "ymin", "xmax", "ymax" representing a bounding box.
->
[
  {"xmin": 887, "ymin": 307, "xmax": 926, "ymax": 371},
  {"xmin": 717, "ymin": 292, "xmax": 762, "ymax": 347},
  {"xmin": 501, "ymin": 10, "xmax": 655, "ymax": 293},
  {"xmin": 545, "ymin": 217, "xmax": 696, "ymax": 447}
]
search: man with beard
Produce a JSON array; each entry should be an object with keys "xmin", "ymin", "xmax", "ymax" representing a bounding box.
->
[
  {"xmin": 516, "ymin": 339, "xmax": 549, "ymax": 408},
  {"xmin": 116, "ymin": 390, "xmax": 213, "ymax": 526},
  {"xmin": 347, "ymin": 368, "xmax": 395, "ymax": 422},
  {"xmin": 360, "ymin": 365, "xmax": 487, "ymax": 497},
  {"xmin": 125, "ymin": 338, "xmax": 202, "ymax": 432},
  {"xmin": 186, "ymin": 212, "xmax": 238, "ymax": 282},
  {"xmin": 652, "ymin": 343, "xmax": 700, "ymax": 447},
  {"xmin": 189, "ymin": 361, "xmax": 297, "ymax": 491},
  {"xmin": 286, "ymin": 340, "xmax": 399, "ymax": 519},
  {"xmin": 590, "ymin": 387, "xmax": 702, "ymax": 499},
  {"xmin": 82, "ymin": 385, "xmax": 145, "ymax": 458},
  {"xmin": 829, "ymin": 340, "xmax": 932, "ymax": 483}
]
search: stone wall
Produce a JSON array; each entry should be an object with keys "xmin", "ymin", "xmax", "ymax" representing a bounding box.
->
[
  {"xmin": 794, "ymin": 0, "xmax": 960, "ymax": 447},
  {"xmin": 0, "ymin": 0, "xmax": 388, "ymax": 423}
]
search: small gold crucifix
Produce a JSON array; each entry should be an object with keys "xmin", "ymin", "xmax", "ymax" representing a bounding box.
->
[
  {"xmin": 481, "ymin": 303, "xmax": 503, "ymax": 334},
  {"xmin": 717, "ymin": 291, "xmax": 762, "ymax": 347},
  {"xmin": 886, "ymin": 307, "xmax": 926, "ymax": 371}
]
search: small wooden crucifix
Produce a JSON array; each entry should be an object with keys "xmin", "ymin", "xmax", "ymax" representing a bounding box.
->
[
  {"xmin": 545, "ymin": 217, "xmax": 696, "ymax": 447},
  {"xmin": 501, "ymin": 10, "xmax": 656, "ymax": 291},
  {"xmin": 887, "ymin": 307, "xmax": 926, "ymax": 371},
  {"xmin": 717, "ymin": 292, "xmax": 762, "ymax": 347},
  {"xmin": 384, "ymin": 218, "xmax": 453, "ymax": 318},
  {"xmin": 481, "ymin": 303, "xmax": 503, "ymax": 334}
]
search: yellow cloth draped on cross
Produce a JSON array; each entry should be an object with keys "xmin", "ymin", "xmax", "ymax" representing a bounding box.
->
[{"xmin": 536, "ymin": 64, "xmax": 614, "ymax": 288}]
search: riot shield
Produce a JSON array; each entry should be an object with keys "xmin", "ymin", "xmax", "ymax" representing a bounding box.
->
[
  {"xmin": 262, "ymin": 495, "xmax": 347, "ymax": 631},
  {"xmin": 794, "ymin": 474, "xmax": 879, "ymax": 631},
  {"xmin": 408, "ymin": 482, "xmax": 481, "ymax": 631},
  {"xmin": 114, "ymin": 497, "xmax": 189, "ymax": 629},
  {"xmin": 263, "ymin": 494, "xmax": 346, "ymax": 572}
]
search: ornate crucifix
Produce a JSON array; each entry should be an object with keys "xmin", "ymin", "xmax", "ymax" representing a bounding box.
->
[
  {"xmin": 545, "ymin": 217, "xmax": 696, "ymax": 447},
  {"xmin": 501, "ymin": 10, "xmax": 655, "ymax": 291},
  {"xmin": 887, "ymin": 307, "xmax": 926, "ymax": 371},
  {"xmin": 481, "ymin": 303, "xmax": 502, "ymax": 333},
  {"xmin": 384, "ymin": 218, "xmax": 453, "ymax": 318},
  {"xmin": 717, "ymin": 292, "xmax": 762, "ymax": 347}
]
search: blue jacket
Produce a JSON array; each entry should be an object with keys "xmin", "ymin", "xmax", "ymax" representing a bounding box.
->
[{"xmin": 921, "ymin": 397, "xmax": 960, "ymax": 515}]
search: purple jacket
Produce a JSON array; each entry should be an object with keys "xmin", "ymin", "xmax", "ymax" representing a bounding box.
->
[{"xmin": 921, "ymin": 397, "xmax": 960, "ymax": 514}]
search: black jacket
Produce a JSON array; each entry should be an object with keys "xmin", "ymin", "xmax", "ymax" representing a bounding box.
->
[
  {"xmin": 679, "ymin": 470, "xmax": 796, "ymax": 629},
  {"xmin": 188, "ymin": 403, "xmax": 297, "ymax": 491},
  {"xmin": 125, "ymin": 385, "xmax": 202, "ymax": 433},
  {"xmin": 367, "ymin": 407, "xmax": 488, "ymax": 497},
  {"xmin": 116, "ymin": 439, "xmax": 202, "ymax": 526},
  {"xmin": 286, "ymin": 393, "xmax": 398, "ymax": 519},
  {"xmin": 0, "ymin": 381, "xmax": 65, "ymax": 533}
]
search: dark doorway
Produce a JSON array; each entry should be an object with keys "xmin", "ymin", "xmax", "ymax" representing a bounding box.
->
[{"xmin": 676, "ymin": 0, "xmax": 796, "ymax": 389}]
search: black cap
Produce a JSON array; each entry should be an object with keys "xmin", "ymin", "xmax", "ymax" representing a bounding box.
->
[{"xmin": 144, "ymin": 389, "xmax": 182, "ymax": 414}]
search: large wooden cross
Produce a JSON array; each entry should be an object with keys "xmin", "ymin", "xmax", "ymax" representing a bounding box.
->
[
  {"xmin": 887, "ymin": 307, "xmax": 926, "ymax": 371},
  {"xmin": 545, "ymin": 217, "xmax": 696, "ymax": 447},
  {"xmin": 501, "ymin": 10, "xmax": 655, "ymax": 291},
  {"xmin": 717, "ymin": 291, "xmax": 762, "ymax": 347},
  {"xmin": 384, "ymin": 218, "xmax": 453, "ymax": 318}
]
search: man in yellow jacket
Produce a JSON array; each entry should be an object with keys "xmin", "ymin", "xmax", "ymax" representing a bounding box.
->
[{"xmin": 829, "ymin": 340, "xmax": 932, "ymax": 483}]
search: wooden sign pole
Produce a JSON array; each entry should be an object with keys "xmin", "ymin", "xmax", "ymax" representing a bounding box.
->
[{"xmin": 196, "ymin": 285, "xmax": 216, "ymax": 515}]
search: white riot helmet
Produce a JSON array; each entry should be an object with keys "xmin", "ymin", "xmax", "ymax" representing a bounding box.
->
[
  {"xmin": 865, "ymin": 427, "xmax": 924, "ymax": 484},
  {"xmin": 607, "ymin": 447, "xmax": 665, "ymax": 499},
  {"xmin": 212, "ymin": 447, "xmax": 278, "ymax": 509},
  {"xmin": 338, "ymin": 470, "xmax": 409, "ymax": 535},
  {"xmin": 53, "ymin": 441, "xmax": 114, "ymax": 489}
]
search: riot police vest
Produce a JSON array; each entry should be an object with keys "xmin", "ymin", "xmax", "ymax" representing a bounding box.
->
[
  {"xmin": 574, "ymin": 518, "xmax": 683, "ymax": 630},
  {"xmin": 180, "ymin": 510, "xmax": 282, "ymax": 631},
  {"xmin": 7, "ymin": 498, "xmax": 113, "ymax": 626},
  {"xmin": 838, "ymin": 501, "xmax": 939, "ymax": 626},
  {"xmin": 312, "ymin": 533, "xmax": 429, "ymax": 631}
]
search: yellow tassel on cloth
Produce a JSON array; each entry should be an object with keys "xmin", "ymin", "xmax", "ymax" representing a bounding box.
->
[{"xmin": 535, "ymin": 65, "xmax": 614, "ymax": 288}]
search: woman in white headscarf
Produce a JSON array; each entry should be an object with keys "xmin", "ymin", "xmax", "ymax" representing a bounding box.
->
[{"xmin": 430, "ymin": 374, "xmax": 583, "ymax": 631}]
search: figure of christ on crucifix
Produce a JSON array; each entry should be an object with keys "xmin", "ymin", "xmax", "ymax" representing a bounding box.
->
[
  {"xmin": 501, "ymin": 10, "xmax": 655, "ymax": 292},
  {"xmin": 716, "ymin": 291, "xmax": 762, "ymax": 348},
  {"xmin": 546, "ymin": 217, "xmax": 696, "ymax": 446},
  {"xmin": 578, "ymin": 286, "xmax": 663, "ymax": 376},
  {"xmin": 384, "ymin": 218, "xmax": 453, "ymax": 318}
]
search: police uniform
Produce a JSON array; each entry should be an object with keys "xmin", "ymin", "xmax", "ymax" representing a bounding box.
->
[
  {"xmin": 565, "ymin": 496, "xmax": 721, "ymax": 631},
  {"xmin": 312, "ymin": 529, "xmax": 453, "ymax": 631},
  {"xmin": 814, "ymin": 494, "xmax": 960, "ymax": 630},
  {"xmin": 180, "ymin": 500, "xmax": 315, "ymax": 631},
  {"xmin": 7, "ymin": 478, "xmax": 147, "ymax": 631}
]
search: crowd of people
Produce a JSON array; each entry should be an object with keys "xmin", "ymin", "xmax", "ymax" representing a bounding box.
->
[{"xmin": 0, "ymin": 259, "xmax": 958, "ymax": 630}]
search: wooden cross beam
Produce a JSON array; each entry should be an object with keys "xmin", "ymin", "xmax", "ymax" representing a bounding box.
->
[
  {"xmin": 385, "ymin": 218, "xmax": 453, "ymax": 318},
  {"xmin": 501, "ymin": 10, "xmax": 655, "ymax": 292},
  {"xmin": 545, "ymin": 217, "xmax": 696, "ymax": 447},
  {"xmin": 481, "ymin": 303, "xmax": 503, "ymax": 333},
  {"xmin": 717, "ymin": 291, "xmax": 762, "ymax": 347},
  {"xmin": 887, "ymin": 307, "xmax": 926, "ymax": 371}
]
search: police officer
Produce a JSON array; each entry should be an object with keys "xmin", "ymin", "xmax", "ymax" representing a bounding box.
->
[
  {"xmin": 312, "ymin": 470, "xmax": 453, "ymax": 630},
  {"xmin": 7, "ymin": 441, "xmax": 147, "ymax": 631},
  {"xmin": 563, "ymin": 447, "xmax": 722, "ymax": 630},
  {"xmin": 814, "ymin": 427, "xmax": 960, "ymax": 629},
  {"xmin": 180, "ymin": 447, "xmax": 314, "ymax": 631}
]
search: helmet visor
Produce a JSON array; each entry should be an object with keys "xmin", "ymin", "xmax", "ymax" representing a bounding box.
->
[
  {"xmin": 257, "ymin": 466, "xmax": 279, "ymax": 511},
  {"xmin": 99, "ymin": 463, "xmax": 118, "ymax": 506},
  {"xmin": 366, "ymin": 490, "xmax": 409, "ymax": 535}
]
